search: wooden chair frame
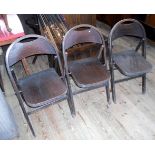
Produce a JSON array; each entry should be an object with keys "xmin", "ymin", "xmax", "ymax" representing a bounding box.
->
[
  {"xmin": 5, "ymin": 34, "xmax": 75, "ymax": 136},
  {"xmin": 108, "ymin": 18, "xmax": 152, "ymax": 103},
  {"xmin": 62, "ymin": 24, "xmax": 110, "ymax": 115}
]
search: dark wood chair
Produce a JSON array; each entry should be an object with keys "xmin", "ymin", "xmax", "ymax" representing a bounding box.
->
[
  {"xmin": 62, "ymin": 24, "xmax": 110, "ymax": 115},
  {"xmin": 108, "ymin": 18, "xmax": 152, "ymax": 103},
  {"xmin": 5, "ymin": 34, "xmax": 75, "ymax": 136}
]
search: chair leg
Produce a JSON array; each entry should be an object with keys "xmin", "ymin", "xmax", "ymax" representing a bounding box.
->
[
  {"xmin": 105, "ymin": 82, "xmax": 110, "ymax": 104},
  {"xmin": 18, "ymin": 100, "xmax": 36, "ymax": 137},
  {"xmin": 110, "ymin": 64, "xmax": 116, "ymax": 103},
  {"xmin": 0, "ymin": 71, "xmax": 5, "ymax": 93},
  {"xmin": 67, "ymin": 93, "xmax": 76, "ymax": 117},
  {"xmin": 66, "ymin": 76, "xmax": 76, "ymax": 117},
  {"xmin": 142, "ymin": 74, "xmax": 146, "ymax": 94}
]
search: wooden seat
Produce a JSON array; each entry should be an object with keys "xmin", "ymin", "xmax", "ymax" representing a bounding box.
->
[
  {"xmin": 63, "ymin": 24, "xmax": 110, "ymax": 114},
  {"xmin": 18, "ymin": 68, "xmax": 67, "ymax": 107},
  {"xmin": 5, "ymin": 34, "xmax": 75, "ymax": 136},
  {"xmin": 69, "ymin": 57, "xmax": 110, "ymax": 87},
  {"xmin": 113, "ymin": 50, "xmax": 152, "ymax": 77},
  {"xmin": 108, "ymin": 19, "xmax": 153, "ymax": 103}
]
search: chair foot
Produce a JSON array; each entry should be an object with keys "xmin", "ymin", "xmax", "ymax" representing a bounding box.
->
[
  {"xmin": 142, "ymin": 86, "xmax": 146, "ymax": 94},
  {"xmin": 30, "ymin": 126, "xmax": 36, "ymax": 137},
  {"xmin": 106, "ymin": 104, "xmax": 110, "ymax": 109},
  {"xmin": 70, "ymin": 106, "xmax": 76, "ymax": 118},
  {"xmin": 111, "ymin": 85, "xmax": 116, "ymax": 103},
  {"xmin": 18, "ymin": 102, "xmax": 36, "ymax": 136},
  {"xmin": 142, "ymin": 74, "xmax": 146, "ymax": 94},
  {"xmin": 108, "ymin": 99, "xmax": 112, "ymax": 105},
  {"xmin": 112, "ymin": 94, "xmax": 116, "ymax": 104},
  {"xmin": 113, "ymin": 100, "xmax": 117, "ymax": 104},
  {"xmin": 26, "ymin": 115, "xmax": 36, "ymax": 137},
  {"xmin": 71, "ymin": 112, "xmax": 76, "ymax": 118},
  {"xmin": 105, "ymin": 83, "xmax": 110, "ymax": 104},
  {"xmin": 67, "ymin": 96, "xmax": 76, "ymax": 117}
]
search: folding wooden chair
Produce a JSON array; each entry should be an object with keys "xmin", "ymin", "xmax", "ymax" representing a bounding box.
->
[
  {"xmin": 5, "ymin": 34, "xmax": 75, "ymax": 136},
  {"xmin": 62, "ymin": 24, "xmax": 110, "ymax": 115},
  {"xmin": 108, "ymin": 19, "xmax": 152, "ymax": 103}
]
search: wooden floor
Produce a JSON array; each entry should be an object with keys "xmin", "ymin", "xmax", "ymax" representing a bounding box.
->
[{"xmin": 1, "ymin": 22, "xmax": 155, "ymax": 139}]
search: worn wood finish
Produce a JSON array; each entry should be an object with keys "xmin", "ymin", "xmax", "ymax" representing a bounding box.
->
[
  {"xmin": 18, "ymin": 68, "xmax": 67, "ymax": 107},
  {"xmin": 113, "ymin": 50, "xmax": 152, "ymax": 77},
  {"xmin": 64, "ymin": 15, "xmax": 96, "ymax": 28},
  {"xmin": 69, "ymin": 57, "xmax": 110, "ymax": 87},
  {"xmin": 97, "ymin": 14, "xmax": 137, "ymax": 27}
]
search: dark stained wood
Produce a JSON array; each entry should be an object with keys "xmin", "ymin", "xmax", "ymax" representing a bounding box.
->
[
  {"xmin": 69, "ymin": 57, "xmax": 110, "ymax": 87},
  {"xmin": 141, "ymin": 15, "xmax": 155, "ymax": 41},
  {"xmin": 67, "ymin": 43, "xmax": 100, "ymax": 61},
  {"xmin": 145, "ymin": 15, "xmax": 155, "ymax": 28},
  {"xmin": 64, "ymin": 15, "xmax": 96, "ymax": 28},
  {"xmin": 113, "ymin": 50, "xmax": 152, "ymax": 77},
  {"xmin": 97, "ymin": 14, "xmax": 137, "ymax": 27},
  {"xmin": 18, "ymin": 68, "xmax": 67, "ymax": 107}
]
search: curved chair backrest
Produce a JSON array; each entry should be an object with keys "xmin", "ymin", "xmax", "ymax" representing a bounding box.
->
[
  {"xmin": 6, "ymin": 34, "xmax": 58, "ymax": 67},
  {"xmin": 108, "ymin": 19, "xmax": 147, "ymax": 59},
  {"xmin": 109, "ymin": 18, "xmax": 146, "ymax": 43},
  {"xmin": 62, "ymin": 24, "xmax": 107, "ymax": 74},
  {"xmin": 63, "ymin": 24, "xmax": 105, "ymax": 51}
]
